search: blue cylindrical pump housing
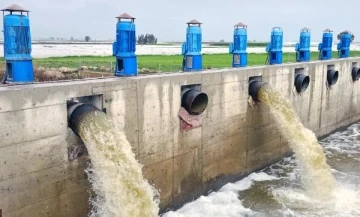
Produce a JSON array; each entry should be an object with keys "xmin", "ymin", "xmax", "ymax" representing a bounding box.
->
[
  {"xmin": 295, "ymin": 28, "xmax": 311, "ymax": 62},
  {"xmin": 2, "ymin": 5, "xmax": 34, "ymax": 83},
  {"xmin": 182, "ymin": 20, "xmax": 202, "ymax": 71},
  {"xmin": 266, "ymin": 27, "xmax": 283, "ymax": 65},
  {"xmin": 229, "ymin": 22, "xmax": 247, "ymax": 67},
  {"xmin": 318, "ymin": 29, "xmax": 333, "ymax": 60},
  {"xmin": 337, "ymin": 31, "xmax": 353, "ymax": 58},
  {"xmin": 112, "ymin": 13, "xmax": 137, "ymax": 76}
]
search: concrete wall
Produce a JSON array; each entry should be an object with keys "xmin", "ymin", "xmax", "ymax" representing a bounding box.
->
[{"xmin": 1, "ymin": 57, "xmax": 360, "ymax": 216}]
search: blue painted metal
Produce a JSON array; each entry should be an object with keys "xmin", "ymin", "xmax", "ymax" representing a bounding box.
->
[
  {"xmin": 295, "ymin": 27, "xmax": 311, "ymax": 62},
  {"xmin": 229, "ymin": 22, "xmax": 247, "ymax": 67},
  {"xmin": 318, "ymin": 29, "xmax": 333, "ymax": 60},
  {"xmin": 1, "ymin": 5, "xmax": 34, "ymax": 83},
  {"xmin": 265, "ymin": 27, "xmax": 283, "ymax": 65},
  {"xmin": 112, "ymin": 13, "xmax": 137, "ymax": 76},
  {"xmin": 182, "ymin": 19, "xmax": 202, "ymax": 71},
  {"xmin": 337, "ymin": 30, "xmax": 352, "ymax": 58}
]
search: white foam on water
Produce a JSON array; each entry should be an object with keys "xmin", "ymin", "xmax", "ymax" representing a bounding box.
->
[
  {"xmin": 162, "ymin": 172, "xmax": 278, "ymax": 217},
  {"xmin": 270, "ymin": 184, "xmax": 360, "ymax": 216}
]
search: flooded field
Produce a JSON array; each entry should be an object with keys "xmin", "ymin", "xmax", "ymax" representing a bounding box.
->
[{"xmin": 1, "ymin": 43, "xmax": 360, "ymax": 58}]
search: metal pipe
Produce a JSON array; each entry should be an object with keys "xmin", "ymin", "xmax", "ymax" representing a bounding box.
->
[
  {"xmin": 327, "ymin": 69, "xmax": 339, "ymax": 86},
  {"xmin": 181, "ymin": 88, "xmax": 208, "ymax": 115},
  {"xmin": 248, "ymin": 80, "xmax": 267, "ymax": 102},
  {"xmin": 352, "ymin": 67, "xmax": 360, "ymax": 81},
  {"xmin": 67, "ymin": 102, "xmax": 101, "ymax": 136},
  {"xmin": 294, "ymin": 74, "xmax": 310, "ymax": 93}
]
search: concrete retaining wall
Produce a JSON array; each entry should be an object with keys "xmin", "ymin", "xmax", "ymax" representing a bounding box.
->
[{"xmin": 1, "ymin": 57, "xmax": 360, "ymax": 216}]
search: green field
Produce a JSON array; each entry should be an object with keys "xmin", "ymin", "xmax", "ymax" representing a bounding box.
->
[{"xmin": 1, "ymin": 51, "xmax": 360, "ymax": 73}]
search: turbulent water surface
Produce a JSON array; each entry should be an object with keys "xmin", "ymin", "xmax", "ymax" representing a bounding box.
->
[
  {"xmin": 78, "ymin": 110, "xmax": 160, "ymax": 217},
  {"xmin": 163, "ymin": 123, "xmax": 360, "ymax": 217},
  {"xmin": 162, "ymin": 85, "xmax": 360, "ymax": 217}
]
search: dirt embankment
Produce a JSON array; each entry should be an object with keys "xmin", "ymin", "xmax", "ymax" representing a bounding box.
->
[{"xmin": 0, "ymin": 66, "xmax": 113, "ymax": 82}]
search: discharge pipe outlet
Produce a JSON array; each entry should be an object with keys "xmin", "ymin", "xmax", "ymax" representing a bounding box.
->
[
  {"xmin": 181, "ymin": 88, "xmax": 208, "ymax": 115},
  {"xmin": 294, "ymin": 74, "xmax": 310, "ymax": 93},
  {"xmin": 327, "ymin": 69, "xmax": 339, "ymax": 86},
  {"xmin": 67, "ymin": 101, "xmax": 102, "ymax": 136},
  {"xmin": 248, "ymin": 80, "xmax": 267, "ymax": 102},
  {"xmin": 352, "ymin": 67, "xmax": 360, "ymax": 81}
]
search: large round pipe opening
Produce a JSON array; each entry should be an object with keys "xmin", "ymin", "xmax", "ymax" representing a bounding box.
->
[
  {"xmin": 67, "ymin": 102, "xmax": 101, "ymax": 136},
  {"xmin": 294, "ymin": 74, "xmax": 310, "ymax": 93},
  {"xmin": 181, "ymin": 89, "xmax": 208, "ymax": 115},
  {"xmin": 327, "ymin": 69, "xmax": 339, "ymax": 86},
  {"xmin": 248, "ymin": 80, "xmax": 266, "ymax": 102},
  {"xmin": 352, "ymin": 67, "xmax": 360, "ymax": 81}
]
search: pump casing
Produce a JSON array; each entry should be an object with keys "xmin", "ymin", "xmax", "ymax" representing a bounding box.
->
[
  {"xmin": 318, "ymin": 29, "xmax": 333, "ymax": 60},
  {"xmin": 337, "ymin": 31, "xmax": 352, "ymax": 58},
  {"xmin": 266, "ymin": 27, "xmax": 283, "ymax": 65},
  {"xmin": 2, "ymin": 5, "xmax": 34, "ymax": 82},
  {"xmin": 229, "ymin": 23, "xmax": 247, "ymax": 67},
  {"xmin": 295, "ymin": 28, "xmax": 311, "ymax": 62},
  {"xmin": 112, "ymin": 13, "xmax": 137, "ymax": 76},
  {"xmin": 182, "ymin": 20, "xmax": 202, "ymax": 71}
]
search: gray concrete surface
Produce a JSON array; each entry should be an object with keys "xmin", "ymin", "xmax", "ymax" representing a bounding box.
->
[{"xmin": 1, "ymin": 57, "xmax": 360, "ymax": 216}]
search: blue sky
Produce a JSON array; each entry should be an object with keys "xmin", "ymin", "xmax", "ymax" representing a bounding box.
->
[{"xmin": 1, "ymin": 0, "xmax": 358, "ymax": 42}]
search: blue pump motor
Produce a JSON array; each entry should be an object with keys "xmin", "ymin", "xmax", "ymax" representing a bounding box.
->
[
  {"xmin": 265, "ymin": 27, "xmax": 283, "ymax": 65},
  {"xmin": 229, "ymin": 22, "xmax": 247, "ymax": 67},
  {"xmin": 182, "ymin": 19, "xmax": 202, "ymax": 71},
  {"xmin": 337, "ymin": 30, "xmax": 353, "ymax": 58},
  {"xmin": 1, "ymin": 4, "xmax": 34, "ymax": 83},
  {"xmin": 318, "ymin": 28, "xmax": 333, "ymax": 60},
  {"xmin": 112, "ymin": 13, "xmax": 137, "ymax": 76},
  {"xmin": 295, "ymin": 27, "xmax": 311, "ymax": 62}
]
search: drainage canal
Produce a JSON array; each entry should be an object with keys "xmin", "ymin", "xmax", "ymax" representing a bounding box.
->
[{"xmin": 163, "ymin": 77, "xmax": 360, "ymax": 217}]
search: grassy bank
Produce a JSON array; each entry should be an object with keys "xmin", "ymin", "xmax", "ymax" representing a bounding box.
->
[{"xmin": 1, "ymin": 51, "xmax": 360, "ymax": 73}]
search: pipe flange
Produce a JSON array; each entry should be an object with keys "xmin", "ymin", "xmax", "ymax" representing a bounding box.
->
[
  {"xmin": 327, "ymin": 69, "xmax": 339, "ymax": 86},
  {"xmin": 181, "ymin": 89, "xmax": 208, "ymax": 115},
  {"xmin": 352, "ymin": 67, "xmax": 360, "ymax": 82},
  {"xmin": 249, "ymin": 80, "xmax": 266, "ymax": 102},
  {"xmin": 294, "ymin": 74, "xmax": 310, "ymax": 93}
]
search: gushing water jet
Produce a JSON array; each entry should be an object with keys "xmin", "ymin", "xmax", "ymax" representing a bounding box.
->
[
  {"xmin": 248, "ymin": 80, "xmax": 337, "ymax": 198},
  {"xmin": 248, "ymin": 80, "xmax": 266, "ymax": 102},
  {"xmin": 67, "ymin": 101, "xmax": 160, "ymax": 217}
]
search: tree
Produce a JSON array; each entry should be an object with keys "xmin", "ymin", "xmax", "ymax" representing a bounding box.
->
[
  {"xmin": 137, "ymin": 34, "xmax": 158, "ymax": 44},
  {"xmin": 85, "ymin": 36, "xmax": 91, "ymax": 42}
]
